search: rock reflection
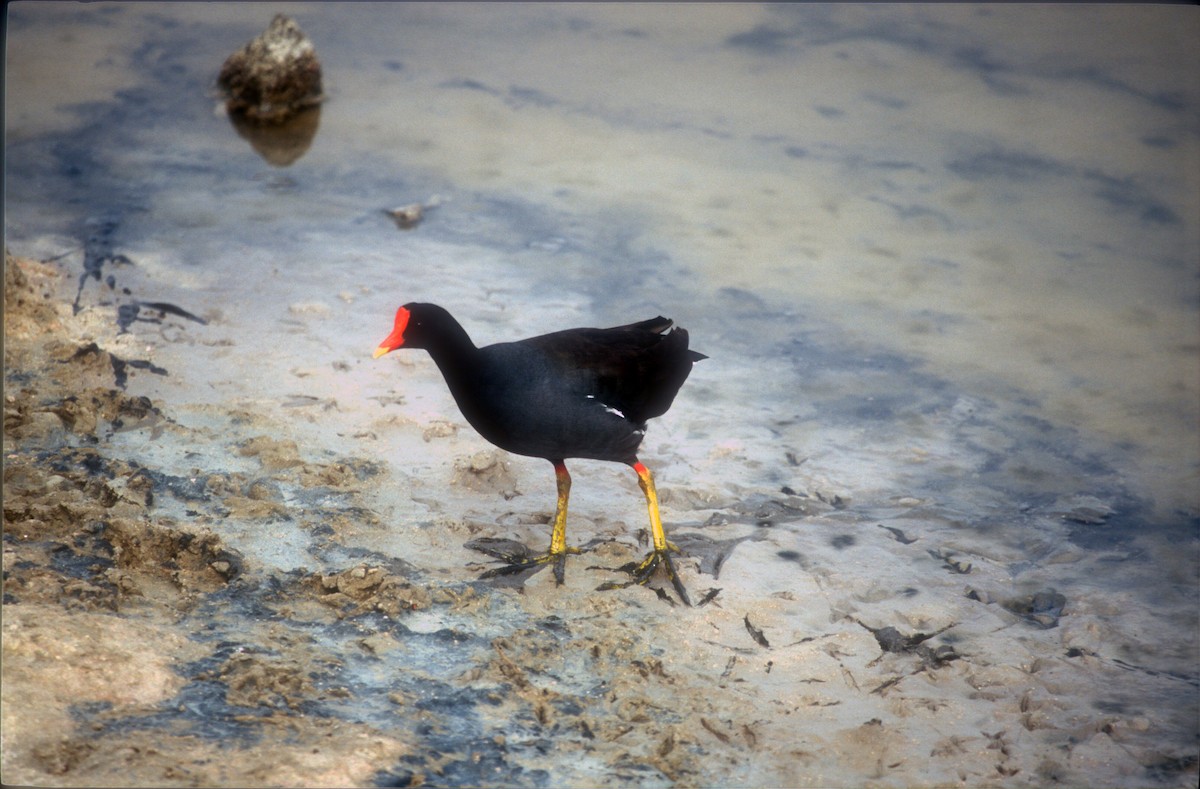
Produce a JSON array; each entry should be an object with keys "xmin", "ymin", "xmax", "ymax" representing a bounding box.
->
[{"xmin": 226, "ymin": 104, "xmax": 321, "ymax": 167}]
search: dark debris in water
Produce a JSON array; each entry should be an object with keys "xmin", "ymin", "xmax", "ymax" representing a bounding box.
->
[
  {"xmin": 117, "ymin": 300, "xmax": 208, "ymax": 334},
  {"xmin": 59, "ymin": 342, "xmax": 167, "ymax": 391},
  {"xmin": 110, "ymin": 353, "xmax": 168, "ymax": 390},
  {"xmin": 928, "ymin": 547, "xmax": 973, "ymax": 574},
  {"xmin": 72, "ymin": 215, "xmax": 129, "ymax": 314},
  {"xmin": 877, "ymin": 524, "xmax": 918, "ymax": 544},
  {"xmin": 703, "ymin": 492, "xmax": 830, "ymax": 529},
  {"xmin": 862, "ymin": 621, "xmax": 955, "ymax": 657},
  {"xmin": 66, "ymin": 216, "xmax": 209, "ymax": 338},
  {"xmin": 1001, "ymin": 589, "xmax": 1068, "ymax": 628},
  {"xmin": 465, "ymin": 536, "xmax": 538, "ymax": 566},
  {"xmin": 857, "ymin": 621, "xmax": 962, "ymax": 690},
  {"xmin": 744, "ymin": 614, "xmax": 771, "ymax": 648}
]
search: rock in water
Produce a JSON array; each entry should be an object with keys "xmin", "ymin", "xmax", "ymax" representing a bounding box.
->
[{"xmin": 218, "ymin": 14, "xmax": 324, "ymax": 124}]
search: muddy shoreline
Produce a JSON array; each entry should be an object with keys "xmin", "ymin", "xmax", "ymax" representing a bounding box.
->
[{"xmin": 5, "ymin": 250, "xmax": 1198, "ymax": 787}]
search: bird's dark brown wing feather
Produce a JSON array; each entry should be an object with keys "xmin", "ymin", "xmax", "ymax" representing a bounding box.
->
[{"xmin": 521, "ymin": 317, "xmax": 702, "ymax": 423}]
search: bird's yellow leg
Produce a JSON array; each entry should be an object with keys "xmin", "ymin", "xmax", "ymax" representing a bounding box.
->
[
  {"xmin": 623, "ymin": 461, "xmax": 691, "ymax": 605},
  {"xmin": 548, "ymin": 461, "xmax": 572, "ymax": 555},
  {"xmin": 545, "ymin": 462, "xmax": 582, "ymax": 582},
  {"xmin": 477, "ymin": 460, "xmax": 579, "ymax": 585},
  {"xmin": 634, "ymin": 461, "xmax": 673, "ymax": 553}
]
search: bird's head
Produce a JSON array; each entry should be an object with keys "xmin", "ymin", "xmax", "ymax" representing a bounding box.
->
[{"xmin": 373, "ymin": 302, "xmax": 458, "ymax": 357}]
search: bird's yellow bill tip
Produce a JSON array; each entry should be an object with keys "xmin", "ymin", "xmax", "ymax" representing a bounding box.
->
[{"xmin": 372, "ymin": 345, "xmax": 391, "ymax": 359}]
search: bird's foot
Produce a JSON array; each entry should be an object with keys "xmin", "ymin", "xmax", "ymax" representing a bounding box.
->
[
  {"xmin": 599, "ymin": 546, "xmax": 692, "ymax": 606},
  {"xmin": 470, "ymin": 539, "xmax": 582, "ymax": 585}
]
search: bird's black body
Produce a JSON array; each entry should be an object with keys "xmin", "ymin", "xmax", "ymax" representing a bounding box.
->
[
  {"xmin": 374, "ymin": 301, "xmax": 704, "ymax": 603},
  {"xmin": 395, "ymin": 304, "xmax": 703, "ymax": 463}
]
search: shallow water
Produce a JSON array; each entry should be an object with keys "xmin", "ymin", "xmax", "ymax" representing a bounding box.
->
[{"xmin": 5, "ymin": 3, "xmax": 1199, "ymax": 787}]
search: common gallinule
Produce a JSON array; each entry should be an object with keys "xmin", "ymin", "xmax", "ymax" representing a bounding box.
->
[{"xmin": 373, "ymin": 303, "xmax": 705, "ymax": 604}]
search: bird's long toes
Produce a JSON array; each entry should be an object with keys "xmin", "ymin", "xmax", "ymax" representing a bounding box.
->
[
  {"xmin": 660, "ymin": 551, "xmax": 693, "ymax": 607},
  {"xmin": 642, "ymin": 550, "xmax": 693, "ymax": 606},
  {"xmin": 599, "ymin": 549, "xmax": 692, "ymax": 606},
  {"xmin": 631, "ymin": 552, "xmax": 663, "ymax": 583},
  {"xmin": 477, "ymin": 547, "xmax": 582, "ymax": 582}
]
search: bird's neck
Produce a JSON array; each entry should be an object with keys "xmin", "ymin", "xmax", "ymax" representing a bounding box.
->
[{"xmin": 423, "ymin": 320, "xmax": 481, "ymax": 392}]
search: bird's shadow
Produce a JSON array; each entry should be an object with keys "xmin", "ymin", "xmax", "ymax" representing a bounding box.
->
[
  {"xmin": 464, "ymin": 530, "xmax": 758, "ymax": 601},
  {"xmin": 670, "ymin": 532, "xmax": 765, "ymax": 580}
]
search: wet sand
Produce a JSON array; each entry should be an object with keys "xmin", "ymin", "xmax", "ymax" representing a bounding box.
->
[{"xmin": 4, "ymin": 251, "xmax": 1197, "ymax": 786}]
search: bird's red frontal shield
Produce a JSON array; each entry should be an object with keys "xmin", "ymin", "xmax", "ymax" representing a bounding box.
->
[{"xmin": 373, "ymin": 306, "xmax": 411, "ymax": 358}]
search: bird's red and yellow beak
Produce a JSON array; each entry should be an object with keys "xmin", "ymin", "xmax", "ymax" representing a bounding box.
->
[{"xmin": 373, "ymin": 306, "xmax": 411, "ymax": 358}]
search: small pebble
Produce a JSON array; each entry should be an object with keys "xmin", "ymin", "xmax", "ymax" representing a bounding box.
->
[{"xmin": 387, "ymin": 204, "xmax": 424, "ymax": 229}]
